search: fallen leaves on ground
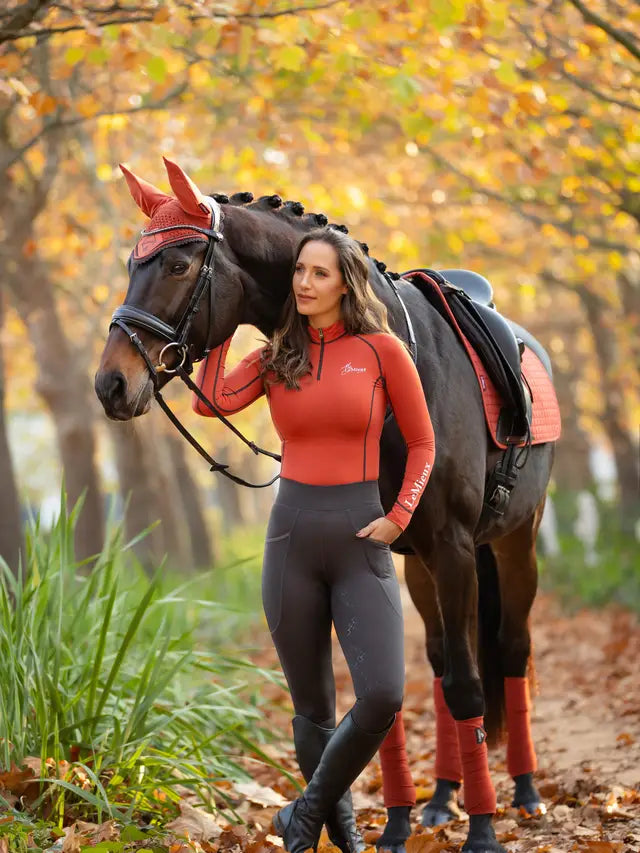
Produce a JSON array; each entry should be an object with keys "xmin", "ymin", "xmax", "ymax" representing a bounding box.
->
[{"xmin": 232, "ymin": 590, "xmax": 640, "ymax": 853}]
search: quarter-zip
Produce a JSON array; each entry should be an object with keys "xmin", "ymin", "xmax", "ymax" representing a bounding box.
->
[{"xmin": 316, "ymin": 328, "xmax": 325, "ymax": 380}]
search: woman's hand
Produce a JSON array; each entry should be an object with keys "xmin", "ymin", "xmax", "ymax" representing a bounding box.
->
[{"xmin": 356, "ymin": 516, "xmax": 403, "ymax": 545}]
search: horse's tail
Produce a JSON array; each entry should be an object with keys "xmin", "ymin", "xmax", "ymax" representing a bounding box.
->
[{"xmin": 476, "ymin": 543, "xmax": 505, "ymax": 745}]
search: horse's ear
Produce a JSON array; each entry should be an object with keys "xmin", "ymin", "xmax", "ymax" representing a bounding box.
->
[
  {"xmin": 119, "ymin": 164, "xmax": 171, "ymax": 218},
  {"xmin": 163, "ymin": 157, "xmax": 210, "ymax": 218}
]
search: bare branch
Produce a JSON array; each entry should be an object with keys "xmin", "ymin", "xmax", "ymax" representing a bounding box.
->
[
  {"xmin": 0, "ymin": 0, "xmax": 51, "ymax": 45},
  {"xmin": 512, "ymin": 17, "xmax": 640, "ymax": 113},
  {"xmin": 420, "ymin": 144, "xmax": 635, "ymax": 254},
  {"xmin": 566, "ymin": 0, "xmax": 640, "ymax": 62},
  {"xmin": 2, "ymin": 0, "xmax": 341, "ymax": 42},
  {"xmin": 2, "ymin": 80, "xmax": 188, "ymax": 171}
]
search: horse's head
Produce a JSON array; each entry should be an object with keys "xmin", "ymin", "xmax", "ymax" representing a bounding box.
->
[
  {"xmin": 95, "ymin": 158, "xmax": 354, "ymax": 420},
  {"xmin": 95, "ymin": 158, "xmax": 251, "ymax": 420}
]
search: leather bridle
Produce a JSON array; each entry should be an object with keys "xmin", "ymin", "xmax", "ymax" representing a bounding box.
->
[{"xmin": 109, "ymin": 197, "xmax": 281, "ymax": 488}]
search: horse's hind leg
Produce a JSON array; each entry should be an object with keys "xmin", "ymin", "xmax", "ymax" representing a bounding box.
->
[
  {"xmin": 429, "ymin": 526, "xmax": 506, "ymax": 853},
  {"xmin": 403, "ymin": 554, "xmax": 463, "ymax": 827},
  {"xmin": 491, "ymin": 500, "xmax": 546, "ymax": 815}
]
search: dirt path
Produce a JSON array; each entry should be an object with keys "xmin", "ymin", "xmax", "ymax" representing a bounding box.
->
[{"xmin": 233, "ymin": 580, "xmax": 640, "ymax": 853}]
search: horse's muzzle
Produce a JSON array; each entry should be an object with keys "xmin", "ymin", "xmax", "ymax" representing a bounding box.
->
[{"xmin": 94, "ymin": 368, "xmax": 150, "ymax": 420}]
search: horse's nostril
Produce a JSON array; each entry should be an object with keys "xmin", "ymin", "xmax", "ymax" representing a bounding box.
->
[
  {"xmin": 96, "ymin": 370, "xmax": 127, "ymax": 407},
  {"xmin": 109, "ymin": 371, "xmax": 126, "ymax": 401}
]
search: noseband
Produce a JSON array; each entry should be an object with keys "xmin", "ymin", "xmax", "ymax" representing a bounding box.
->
[{"xmin": 109, "ymin": 198, "xmax": 281, "ymax": 489}]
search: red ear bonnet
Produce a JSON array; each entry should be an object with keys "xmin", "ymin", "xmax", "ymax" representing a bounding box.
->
[{"xmin": 120, "ymin": 160, "xmax": 213, "ymax": 261}]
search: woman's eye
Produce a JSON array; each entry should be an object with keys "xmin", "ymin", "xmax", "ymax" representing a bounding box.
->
[
  {"xmin": 295, "ymin": 265, "xmax": 303, "ymax": 273},
  {"xmin": 315, "ymin": 270, "xmax": 327, "ymax": 277}
]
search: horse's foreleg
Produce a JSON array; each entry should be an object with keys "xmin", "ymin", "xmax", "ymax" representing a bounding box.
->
[
  {"xmin": 376, "ymin": 711, "xmax": 414, "ymax": 853},
  {"xmin": 433, "ymin": 533, "xmax": 505, "ymax": 853},
  {"xmin": 404, "ymin": 554, "xmax": 462, "ymax": 827},
  {"xmin": 491, "ymin": 502, "xmax": 545, "ymax": 816}
]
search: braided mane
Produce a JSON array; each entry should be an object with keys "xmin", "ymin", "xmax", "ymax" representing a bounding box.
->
[{"xmin": 210, "ymin": 189, "xmax": 400, "ymax": 279}]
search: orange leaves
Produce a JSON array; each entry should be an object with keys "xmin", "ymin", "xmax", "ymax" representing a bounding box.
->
[
  {"xmin": 0, "ymin": 761, "xmax": 36, "ymax": 794},
  {"xmin": 405, "ymin": 829, "xmax": 455, "ymax": 853},
  {"xmin": 27, "ymin": 92, "xmax": 58, "ymax": 115}
]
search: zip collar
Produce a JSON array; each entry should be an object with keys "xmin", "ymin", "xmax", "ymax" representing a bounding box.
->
[{"xmin": 308, "ymin": 319, "xmax": 346, "ymax": 343}]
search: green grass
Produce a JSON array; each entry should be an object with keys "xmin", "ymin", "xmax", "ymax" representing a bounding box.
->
[
  {"xmin": 539, "ymin": 531, "xmax": 640, "ymax": 613},
  {"xmin": 0, "ymin": 496, "xmax": 284, "ymax": 834},
  {"xmin": 539, "ymin": 491, "xmax": 640, "ymax": 612}
]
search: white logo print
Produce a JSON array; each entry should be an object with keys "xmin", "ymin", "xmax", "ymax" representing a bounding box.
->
[
  {"xmin": 403, "ymin": 462, "xmax": 432, "ymax": 509},
  {"xmin": 341, "ymin": 362, "xmax": 367, "ymax": 375}
]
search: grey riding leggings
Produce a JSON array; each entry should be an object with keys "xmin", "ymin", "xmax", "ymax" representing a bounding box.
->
[{"xmin": 262, "ymin": 478, "xmax": 405, "ymax": 734}]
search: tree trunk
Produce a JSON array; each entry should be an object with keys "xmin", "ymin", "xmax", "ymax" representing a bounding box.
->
[
  {"xmin": 145, "ymin": 411, "xmax": 191, "ymax": 569},
  {"xmin": 107, "ymin": 418, "xmax": 160, "ymax": 570},
  {"xmin": 165, "ymin": 430, "xmax": 217, "ymax": 569},
  {"xmin": 4, "ymin": 256, "xmax": 105, "ymax": 562},
  {"xmin": 549, "ymin": 354, "xmax": 594, "ymax": 493},
  {"xmin": 579, "ymin": 289, "xmax": 639, "ymax": 530},
  {"xmin": 215, "ymin": 441, "xmax": 248, "ymax": 530},
  {"xmin": 0, "ymin": 293, "xmax": 24, "ymax": 574}
]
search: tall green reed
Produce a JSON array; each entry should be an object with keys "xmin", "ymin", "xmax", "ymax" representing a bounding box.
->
[{"xmin": 0, "ymin": 495, "xmax": 280, "ymax": 824}]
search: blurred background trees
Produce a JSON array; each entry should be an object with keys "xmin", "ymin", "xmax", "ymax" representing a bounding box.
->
[{"xmin": 0, "ymin": 0, "xmax": 637, "ymax": 580}]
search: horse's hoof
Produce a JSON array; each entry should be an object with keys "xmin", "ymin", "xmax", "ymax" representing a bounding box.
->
[
  {"xmin": 376, "ymin": 842, "xmax": 406, "ymax": 853},
  {"xmin": 461, "ymin": 814, "xmax": 506, "ymax": 853},
  {"xmin": 461, "ymin": 843, "xmax": 506, "ymax": 853},
  {"xmin": 421, "ymin": 802, "xmax": 461, "ymax": 826},
  {"xmin": 512, "ymin": 773, "xmax": 545, "ymax": 817},
  {"xmin": 512, "ymin": 799, "xmax": 546, "ymax": 817},
  {"xmin": 376, "ymin": 805, "xmax": 411, "ymax": 853}
]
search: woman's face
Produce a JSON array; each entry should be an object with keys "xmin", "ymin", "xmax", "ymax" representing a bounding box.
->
[{"xmin": 292, "ymin": 240, "xmax": 348, "ymax": 327}]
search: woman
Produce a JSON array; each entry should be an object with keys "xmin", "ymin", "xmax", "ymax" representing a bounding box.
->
[{"xmin": 193, "ymin": 228, "xmax": 435, "ymax": 853}]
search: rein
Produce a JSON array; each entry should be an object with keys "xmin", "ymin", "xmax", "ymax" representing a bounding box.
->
[{"xmin": 110, "ymin": 198, "xmax": 281, "ymax": 489}]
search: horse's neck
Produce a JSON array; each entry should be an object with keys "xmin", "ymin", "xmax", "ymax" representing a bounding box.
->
[{"xmin": 224, "ymin": 207, "xmax": 297, "ymax": 333}]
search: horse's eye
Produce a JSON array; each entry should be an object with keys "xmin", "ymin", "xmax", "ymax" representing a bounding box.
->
[{"xmin": 171, "ymin": 263, "xmax": 188, "ymax": 275}]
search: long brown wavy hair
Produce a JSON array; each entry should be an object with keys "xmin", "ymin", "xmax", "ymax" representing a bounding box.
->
[{"xmin": 263, "ymin": 228, "xmax": 397, "ymax": 389}]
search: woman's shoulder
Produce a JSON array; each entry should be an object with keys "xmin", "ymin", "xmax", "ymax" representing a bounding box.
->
[{"xmin": 354, "ymin": 330, "xmax": 404, "ymax": 353}]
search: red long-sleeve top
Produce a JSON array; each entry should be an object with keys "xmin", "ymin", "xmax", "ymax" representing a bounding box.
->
[{"xmin": 192, "ymin": 320, "xmax": 435, "ymax": 530}]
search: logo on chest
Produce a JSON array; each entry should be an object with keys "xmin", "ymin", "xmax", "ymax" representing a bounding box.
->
[{"xmin": 341, "ymin": 362, "xmax": 367, "ymax": 375}]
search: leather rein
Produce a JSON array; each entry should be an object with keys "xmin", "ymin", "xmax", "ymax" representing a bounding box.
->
[{"xmin": 110, "ymin": 197, "xmax": 281, "ymax": 489}]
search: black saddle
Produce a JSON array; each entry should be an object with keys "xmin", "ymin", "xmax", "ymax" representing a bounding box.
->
[{"xmin": 402, "ymin": 268, "xmax": 532, "ymax": 443}]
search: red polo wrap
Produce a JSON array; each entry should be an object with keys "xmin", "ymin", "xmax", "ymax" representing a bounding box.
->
[{"xmin": 379, "ymin": 710, "xmax": 416, "ymax": 807}]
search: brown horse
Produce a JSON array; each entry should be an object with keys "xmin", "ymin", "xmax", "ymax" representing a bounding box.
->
[{"xmin": 95, "ymin": 159, "xmax": 556, "ymax": 853}]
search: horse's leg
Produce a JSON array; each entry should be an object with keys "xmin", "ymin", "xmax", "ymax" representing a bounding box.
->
[
  {"xmin": 490, "ymin": 500, "xmax": 545, "ymax": 815},
  {"xmin": 376, "ymin": 711, "xmax": 414, "ymax": 853},
  {"xmin": 403, "ymin": 554, "xmax": 463, "ymax": 827},
  {"xmin": 430, "ymin": 529, "xmax": 505, "ymax": 853}
]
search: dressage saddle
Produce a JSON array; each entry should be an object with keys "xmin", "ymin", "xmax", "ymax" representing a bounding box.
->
[{"xmin": 404, "ymin": 268, "xmax": 536, "ymax": 445}]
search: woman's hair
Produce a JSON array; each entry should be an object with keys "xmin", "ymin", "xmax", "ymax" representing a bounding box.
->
[{"xmin": 263, "ymin": 228, "xmax": 396, "ymax": 389}]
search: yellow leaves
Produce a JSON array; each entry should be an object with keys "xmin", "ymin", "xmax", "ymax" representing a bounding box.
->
[
  {"xmin": 146, "ymin": 56, "xmax": 168, "ymax": 82},
  {"xmin": 97, "ymin": 114, "xmax": 128, "ymax": 131},
  {"xmin": 447, "ymin": 232, "xmax": 464, "ymax": 255},
  {"xmin": 561, "ymin": 176, "xmax": 581, "ymax": 198},
  {"xmin": 96, "ymin": 164, "xmax": 114, "ymax": 182},
  {"xmin": 548, "ymin": 94, "xmax": 569, "ymax": 111},
  {"xmin": 495, "ymin": 61, "xmax": 519, "ymax": 85},
  {"xmin": 273, "ymin": 45, "xmax": 307, "ymax": 72}
]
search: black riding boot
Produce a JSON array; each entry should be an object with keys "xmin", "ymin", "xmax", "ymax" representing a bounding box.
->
[
  {"xmin": 274, "ymin": 712, "xmax": 393, "ymax": 853},
  {"xmin": 292, "ymin": 715, "xmax": 366, "ymax": 853}
]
